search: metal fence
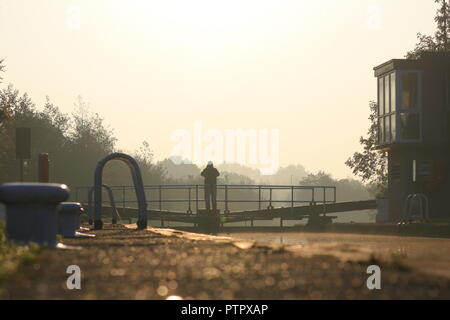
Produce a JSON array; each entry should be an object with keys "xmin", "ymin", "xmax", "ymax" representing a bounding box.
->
[{"xmin": 75, "ymin": 184, "xmax": 337, "ymax": 216}]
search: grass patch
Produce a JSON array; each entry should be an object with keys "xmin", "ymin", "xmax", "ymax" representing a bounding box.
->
[{"xmin": 0, "ymin": 221, "xmax": 42, "ymax": 285}]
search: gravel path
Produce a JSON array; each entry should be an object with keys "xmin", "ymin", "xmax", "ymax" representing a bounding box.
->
[{"xmin": 1, "ymin": 224, "xmax": 449, "ymax": 300}]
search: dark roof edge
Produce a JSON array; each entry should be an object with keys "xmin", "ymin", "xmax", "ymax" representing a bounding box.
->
[
  {"xmin": 373, "ymin": 59, "xmax": 419, "ymax": 71},
  {"xmin": 373, "ymin": 59, "xmax": 422, "ymax": 77}
]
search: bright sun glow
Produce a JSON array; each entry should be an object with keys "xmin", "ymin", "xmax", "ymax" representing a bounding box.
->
[
  {"xmin": 5, "ymin": 0, "xmax": 428, "ymax": 178},
  {"xmin": 111, "ymin": 0, "xmax": 305, "ymax": 47}
]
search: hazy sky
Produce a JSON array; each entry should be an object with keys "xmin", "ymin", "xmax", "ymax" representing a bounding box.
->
[{"xmin": 0, "ymin": 0, "xmax": 437, "ymax": 178}]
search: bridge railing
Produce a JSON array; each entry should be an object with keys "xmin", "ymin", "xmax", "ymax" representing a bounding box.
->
[{"xmin": 74, "ymin": 185, "xmax": 336, "ymax": 218}]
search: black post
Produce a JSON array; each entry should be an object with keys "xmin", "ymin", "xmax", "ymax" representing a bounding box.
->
[{"xmin": 19, "ymin": 158, "xmax": 24, "ymax": 182}]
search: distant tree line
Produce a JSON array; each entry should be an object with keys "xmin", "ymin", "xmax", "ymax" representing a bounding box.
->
[
  {"xmin": 1, "ymin": 58, "xmax": 371, "ymax": 215},
  {"xmin": 0, "ymin": 77, "xmax": 166, "ymax": 193}
]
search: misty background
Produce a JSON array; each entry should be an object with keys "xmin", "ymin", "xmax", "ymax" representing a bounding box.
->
[
  {"xmin": 0, "ymin": 89, "xmax": 373, "ymax": 222},
  {"xmin": 0, "ymin": 0, "xmax": 437, "ymax": 178},
  {"xmin": 4, "ymin": 0, "xmax": 438, "ymax": 222}
]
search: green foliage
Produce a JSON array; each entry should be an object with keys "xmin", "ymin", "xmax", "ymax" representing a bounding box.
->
[
  {"xmin": 0, "ymin": 85, "xmax": 30, "ymax": 180},
  {"xmin": 0, "ymin": 87, "xmax": 166, "ymax": 190},
  {"xmin": 0, "ymin": 59, "xmax": 4, "ymax": 84},
  {"xmin": 63, "ymin": 96, "xmax": 117, "ymax": 188},
  {"xmin": 300, "ymin": 171, "xmax": 372, "ymax": 202},
  {"xmin": 406, "ymin": 0, "xmax": 450, "ymax": 59},
  {"xmin": 434, "ymin": 0, "xmax": 450, "ymax": 50},
  {"xmin": 406, "ymin": 33, "xmax": 441, "ymax": 59},
  {"xmin": 0, "ymin": 62, "xmax": 12, "ymax": 125},
  {"xmin": 0, "ymin": 221, "xmax": 42, "ymax": 285},
  {"xmin": 220, "ymin": 171, "xmax": 254, "ymax": 185},
  {"xmin": 133, "ymin": 141, "xmax": 167, "ymax": 184},
  {"xmin": 345, "ymin": 102, "xmax": 387, "ymax": 198}
]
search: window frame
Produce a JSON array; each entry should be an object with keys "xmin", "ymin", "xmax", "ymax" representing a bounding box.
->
[
  {"xmin": 377, "ymin": 72, "xmax": 396, "ymax": 145},
  {"xmin": 376, "ymin": 70, "xmax": 423, "ymax": 145},
  {"xmin": 397, "ymin": 70, "xmax": 422, "ymax": 143}
]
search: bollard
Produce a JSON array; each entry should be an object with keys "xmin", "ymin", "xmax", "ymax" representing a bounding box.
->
[
  {"xmin": 0, "ymin": 183, "xmax": 70, "ymax": 248},
  {"xmin": 57, "ymin": 202, "xmax": 83, "ymax": 238},
  {"xmin": 38, "ymin": 153, "xmax": 50, "ymax": 183}
]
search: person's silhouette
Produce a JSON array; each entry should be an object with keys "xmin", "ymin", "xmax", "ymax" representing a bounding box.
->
[{"xmin": 201, "ymin": 161, "xmax": 220, "ymax": 212}]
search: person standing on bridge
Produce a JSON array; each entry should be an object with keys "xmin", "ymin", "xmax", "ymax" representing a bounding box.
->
[{"xmin": 201, "ymin": 161, "xmax": 220, "ymax": 212}]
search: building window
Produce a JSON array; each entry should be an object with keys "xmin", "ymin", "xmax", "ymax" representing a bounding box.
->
[
  {"xmin": 400, "ymin": 113, "xmax": 420, "ymax": 140},
  {"xmin": 377, "ymin": 72, "xmax": 396, "ymax": 144},
  {"xmin": 378, "ymin": 77, "xmax": 384, "ymax": 116},
  {"xmin": 399, "ymin": 71, "xmax": 421, "ymax": 141},
  {"xmin": 385, "ymin": 74, "xmax": 391, "ymax": 113},
  {"xmin": 377, "ymin": 70, "xmax": 421, "ymax": 145},
  {"xmin": 384, "ymin": 116, "xmax": 390, "ymax": 143},
  {"xmin": 390, "ymin": 114, "xmax": 396, "ymax": 141},
  {"xmin": 401, "ymin": 73, "xmax": 418, "ymax": 109},
  {"xmin": 390, "ymin": 73, "xmax": 396, "ymax": 111},
  {"xmin": 379, "ymin": 119, "xmax": 384, "ymax": 143}
]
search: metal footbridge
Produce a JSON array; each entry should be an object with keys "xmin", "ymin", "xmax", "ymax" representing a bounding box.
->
[{"xmin": 75, "ymin": 184, "xmax": 377, "ymax": 226}]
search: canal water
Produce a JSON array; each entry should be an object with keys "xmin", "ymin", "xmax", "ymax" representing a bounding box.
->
[{"xmin": 220, "ymin": 232, "xmax": 450, "ymax": 279}]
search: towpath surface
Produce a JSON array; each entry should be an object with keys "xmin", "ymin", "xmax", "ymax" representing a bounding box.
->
[{"xmin": 1, "ymin": 225, "xmax": 449, "ymax": 299}]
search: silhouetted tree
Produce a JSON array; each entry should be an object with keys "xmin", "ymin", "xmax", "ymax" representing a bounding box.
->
[
  {"xmin": 0, "ymin": 90, "xmax": 118, "ymax": 186},
  {"xmin": 132, "ymin": 141, "xmax": 167, "ymax": 184},
  {"xmin": 0, "ymin": 60, "xmax": 9, "ymax": 125},
  {"xmin": 435, "ymin": 0, "xmax": 450, "ymax": 50},
  {"xmin": 64, "ymin": 96, "xmax": 117, "ymax": 188},
  {"xmin": 0, "ymin": 59, "xmax": 4, "ymax": 83},
  {"xmin": 262, "ymin": 164, "xmax": 307, "ymax": 185},
  {"xmin": 0, "ymin": 87, "xmax": 73, "ymax": 183},
  {"xmin": 300, "ymin": 171, "xmax": 335, "ymax": 186},
  {"xmin": 407, "ymin": 0, "xmax": 450, "ymax": 58},
  {"xmin": 159, "ymin": 158, "xmax": 200, "ymax": 181},
  {"xmin": 0, "ymin": 87, "xmax": 41, "ymax": 181},
  {"xmin": 346, "ymin": 101, "xmax": 387, "ymax": 197},
  {"xmin": 300, "ymin": 171, "xmax": 371, "ymax": 202},
  {"xmin": 0, "ymin": 85, "xmax": 21, "ymax": 181},
  {"xmin": 215, "ymin": 163, "xmax": 307, "ymax": 185}
]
